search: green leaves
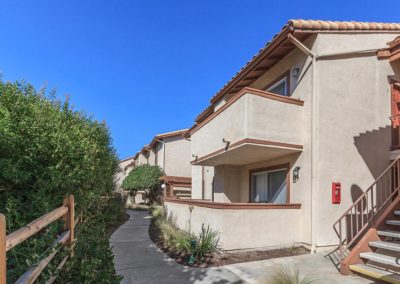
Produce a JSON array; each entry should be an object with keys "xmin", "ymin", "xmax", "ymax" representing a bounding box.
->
[
  {"xmin": 0, "ymin": 80, "xmax": 122, "ymax": 283},
  {"xmin": 122, "ymin": 164, "xmax": 164, "ymax": 192},
  {"xmin": 122, "ymin": 164, "xmax": 164, "ymax": 204}
]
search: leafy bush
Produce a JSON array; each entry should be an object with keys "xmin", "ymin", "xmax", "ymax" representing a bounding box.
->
[
  {"xmin": 0, "ymin": 80, "xmax": 123, "ymax": 283},
  {"xmin": 260, "ymin": 265, "xmax": 315, "ymax": 284},
  {"xmin": 151, "ymin": 206, "xmax": 219, "ymax": 264},
  {"xmin": 122, "ymin": 164, "xmax": 164, "ymax": 204},
  {"xmin": 60, "ymin": 195, "xmax": 124, "ymax": 283},
  {"xmin": 150, "ymin": 205, "xmax": 164, "ymax": 220},
  {"xmin": 190, "ymin": 224, "xmax": 219, "ymax": 263}
]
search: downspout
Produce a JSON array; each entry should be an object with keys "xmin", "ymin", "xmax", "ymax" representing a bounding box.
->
[
  {"xmin": 201, "ymin": 166, "xmax": 205, "ymax": 199},
  {"xmin": 288, "ymin": 34, "xmax": 318, "ymax": 253},
  {"xmin": 288, "ymin": 34, "xmax": 388, "ymax": 253}
]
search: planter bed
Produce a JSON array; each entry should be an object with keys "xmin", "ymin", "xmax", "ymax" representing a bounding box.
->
[{"xmin": 148, "ymin": 220, "xmax": 309, "ymax": 268}]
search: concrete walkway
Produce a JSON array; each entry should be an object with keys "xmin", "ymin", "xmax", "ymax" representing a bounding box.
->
[
  {"xmin": 111, "ymin": 210, "xmax": 371, "ymax": 284},
  {"xmin": 224, "ymin": 252, "xmax": 373, "ymax": 284},
  {"xmin": 110, "ymin": 210, "xmax": 244, "ymax": 284}
]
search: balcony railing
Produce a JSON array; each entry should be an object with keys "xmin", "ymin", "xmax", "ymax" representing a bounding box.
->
[{"xmin": 333, "ymin": 157, "xmax": 400, "ymax": 270}]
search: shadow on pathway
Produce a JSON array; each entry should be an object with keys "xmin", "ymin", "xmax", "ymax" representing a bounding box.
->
[{"xmin": 110, "ymin": 210, "xmax": 245, "ymax": 284}]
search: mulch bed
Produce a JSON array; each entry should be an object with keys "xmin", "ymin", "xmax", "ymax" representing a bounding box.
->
[{"xmin": 148, "ymin": 220, "xmax": 309, "ymax": 268}]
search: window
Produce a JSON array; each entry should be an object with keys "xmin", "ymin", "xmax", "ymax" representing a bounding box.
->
[
  {"xmin": 264, "ymin": 71, "xmax": 290, "ymax": 97},
  {"xmin": 250, "ymin": 167, "xmax": 288, "ymax": 204}
]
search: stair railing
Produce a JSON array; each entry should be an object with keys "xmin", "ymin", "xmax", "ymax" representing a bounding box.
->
[{"xmin": 333, "ymin": 156, "xmax": 400, "ymax": 263}]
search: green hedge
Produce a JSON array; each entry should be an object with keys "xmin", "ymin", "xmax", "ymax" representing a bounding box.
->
[
  {"xmin": 122, "ymin": 164, "xmax": 164, "ymax": 204},
  {"xmin": 0, "ymin": 80, "xmax": 123, "ymax": 283}
]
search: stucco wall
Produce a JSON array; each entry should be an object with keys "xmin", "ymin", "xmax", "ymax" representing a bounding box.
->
[
  {"xmin": 190, "ymin": 35, "xmax": 315, "ymax": 246},
  {"xmin": 211, "ymin": 153, "xmax": 309, "ymax": 244},
  {"xmin": 213, "ymin": 165, "xmax": 241, "ymax": 202},
  {"xmin": 165, "ymin": 201, "xmax": 302, "ymax": 250},
  {"xmin": 148, "ymin": 149, "xmax": 156, "ymax": 166},
  {"xmin": 115, "ymin": 157, "xmax": 135, "ymax": 190},
  {"xmin": 163, "ymin": 136, "xmax": 191, "ymax": 177},
  {"xmin": 191, "ymin": 96, "xmax": 246, "ymax": 158},
  {"xmin": 191, "ymin": 92, "xmax": 304, "ymax": 159},
  {"xmin": 191, "ymin": 165, "xmax": 214, "ymax": 200},
  {"xmin": 135, "ymin": 152, "xmax": 148, "ymax": 166},
  {"xmin": 154, "ymin": 142, "xmax": 164, "ymax": 169},
  {"xmin": 313, "ymin": 33, "xmax": 397, "ymax": 247},
  {"xmin": 188, "ymin": 32, "xmax": 400, "ymax": 250}
]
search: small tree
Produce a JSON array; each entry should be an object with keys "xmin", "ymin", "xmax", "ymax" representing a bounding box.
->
[{"xmin": 122, "ymin": 164, "xmax": 164, "ymax": 204}]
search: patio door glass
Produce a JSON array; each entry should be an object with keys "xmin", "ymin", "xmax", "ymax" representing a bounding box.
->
[{"xmin": 251, "ymin": 169, "xmax": 287, "ymax": 203}]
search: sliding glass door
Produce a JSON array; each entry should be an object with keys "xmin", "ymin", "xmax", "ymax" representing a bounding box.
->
[{"xmin": 251, "ymin": 168, "xmax": 287, "ymax": 203}]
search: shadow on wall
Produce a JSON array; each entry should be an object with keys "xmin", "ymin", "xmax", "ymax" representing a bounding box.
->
[
  {"xmin": 350, "ymin": 184, "xmax": 365, "ymax": 207},
  {"xmin": 353, "ymin": 125, "xmax": 391, "ymax": 180}
]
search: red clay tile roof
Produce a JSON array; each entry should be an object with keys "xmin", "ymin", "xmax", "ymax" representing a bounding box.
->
[
  {"xmin": 148, "ymin": 129, "xmax": 189, "ymax": 148},
  {"xmin": 185, "ymin": 19, "xmax": 400, "ymax": 137},
  {"xmin": 290, "ymin": 20, "xmax": 400, "ymax": 31},
  {"xmin": 209, "ymin": 19, "xmax": 400, "ymax": 104}
]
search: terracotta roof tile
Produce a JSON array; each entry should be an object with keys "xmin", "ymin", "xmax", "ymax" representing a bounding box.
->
[
  {"xmin": 290, "ymin": 20, "xmax": 400, "ymax": 31},
  {"xmin": 208, "ymin": 19, "xmax": 400, "ymax": 104},
  {"xmin": 176, "ymin": 19, "xmax": 400, "ymax": 138},
  {"xmin": 154, "ymin": 129, "xmax": 188, "ymax": 138},
  {"xmin": 148, "ymin": 129, "xmax": 189, "ymax": 148}
]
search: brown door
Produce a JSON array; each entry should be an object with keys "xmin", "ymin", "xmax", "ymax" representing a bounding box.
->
[{"xmin": 391, "ymin": 83, "xmax": 400, "ymax": 148}]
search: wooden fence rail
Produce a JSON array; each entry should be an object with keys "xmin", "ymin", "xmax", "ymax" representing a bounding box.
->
[{"xmin": 0, "ymin": 195, "xmax": 75, "ymax": 284}]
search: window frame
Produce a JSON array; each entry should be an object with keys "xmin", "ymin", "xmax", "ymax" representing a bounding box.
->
[
  {"xmin": 249, "ymin": 163, "xmax": 290, "ymax": 204},
  {"xmin": 264, "ymin": 70, "xmax": 291, "ymax": 97}
]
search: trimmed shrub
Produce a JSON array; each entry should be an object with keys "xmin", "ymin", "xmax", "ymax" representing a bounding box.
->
[
  {"xmin": 122, "ymin": 164, "xmax": 164, "ymax": 204},
  {"xmin": 0, "ymin": 80, "xmax": 123, "ymax": 283}
]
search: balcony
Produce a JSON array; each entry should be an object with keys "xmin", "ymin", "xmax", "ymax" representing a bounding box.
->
[
  {"xmin": 164, "ymin": 198, "xmax": 301, "ymax": 250},
  {"xmin": 190, "ymin": 87, "xmax": 304, "ymax": 166}
]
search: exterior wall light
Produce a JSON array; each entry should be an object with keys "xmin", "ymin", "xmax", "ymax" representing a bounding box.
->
[
  {"xmin": 192, "ymin": 154, "xmax": 198, "ymax": 161},
  {"xmin": 293, "ymin": 166, "xmax": 301, "ymax": 183},
  {"xmin": 292, "ymin": 67, "xmax": 300, "ymax": 78},
  {"xmin": 222, "ymin": 138, "xmax": 230, "ymax": 150}
]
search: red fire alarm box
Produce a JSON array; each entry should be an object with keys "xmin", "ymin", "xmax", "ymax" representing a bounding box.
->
[{"xmin": 332, "ymin": 182, "xmax": 341, "ymax": 204}]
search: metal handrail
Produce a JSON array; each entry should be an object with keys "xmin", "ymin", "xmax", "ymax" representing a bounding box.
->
[{"xmin": 333, "ymin": 156, "xmax": 400, "ymax": 263}]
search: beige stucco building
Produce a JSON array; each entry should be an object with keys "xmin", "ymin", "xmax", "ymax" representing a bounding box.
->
[
  {"xmin": 164, "ymin": 19, "xmax": 400, "ymax": 270},
  {"xmin": 147, "ymin": 129, "xmax": 191, "ymax": 177},
  {"xmin": 116, "ymin": 155, "xmax": 135, "ymax": 191},
  {"xmin": 132, "ymin": 129, "xmax": 192, "ymax": 199},
  {"xmin": 116, "ymin": 155, "xmax": 146, "ymax": 204}
]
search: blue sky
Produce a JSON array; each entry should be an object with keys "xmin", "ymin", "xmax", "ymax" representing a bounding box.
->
[{"xmin": 0, "ymin": 1, "xmax": 399, "ymax": 159}]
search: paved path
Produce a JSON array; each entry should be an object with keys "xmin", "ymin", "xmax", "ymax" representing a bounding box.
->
[
  {"xmin": 111, "ymin": 210, "xmax": 370, "ymax": 284},
  {"xmin": 110, "ymin": 210, "xmax": 244, "ymax": 284},
  {"xmin": 224, "ymin": 252, "xmax": 372, "ymax": 284}
]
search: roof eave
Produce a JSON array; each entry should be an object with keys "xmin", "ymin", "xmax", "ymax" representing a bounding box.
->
[{"xmin": 209, "ymin": 25, "xmax": 294, "ymax": 104}]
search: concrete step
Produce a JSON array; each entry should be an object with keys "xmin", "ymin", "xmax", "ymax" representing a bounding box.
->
[
  {"xmin": 360, "ymin": 252, "xmax": 400, "ymax": 268},
  {"xmin": 394, "ymin": 211, "xmax": 400, "ymax": 216},
  {"xmin": 350, "ymin": 264, "xmax": 400, "ymax": 284},
  {"xmin": 378, "ymin": 230, "xmax": 400, "ymax": 239},
  {"xmin": 387, "ymin": 220, "xmax": 400, "ymax": 226},
  {"xmin": 369, "ymin": 241, "xmax": 400, "ymax": 252}
]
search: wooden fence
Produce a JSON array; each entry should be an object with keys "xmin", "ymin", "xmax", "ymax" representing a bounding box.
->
[{"xmin": 0, "ymin": 195, "xmax": 75, "ymax": 284}]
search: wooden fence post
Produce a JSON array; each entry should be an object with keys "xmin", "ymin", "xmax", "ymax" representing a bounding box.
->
[
  {"xmin": 62, "ymin": 195, "xmax": 75, "ymax": 255},
  {"xmin": 0, "ymin": 214, "xmax": 6, "ymax": 284}
]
